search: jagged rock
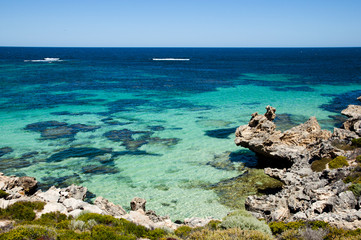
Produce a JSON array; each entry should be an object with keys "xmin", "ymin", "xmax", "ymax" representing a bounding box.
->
[
  {"xmin": 235, "ymin": 107, "xmax": 331, "ymax": 166},
  {"xmin": 332, "ymin": 128, "xmax": 358, "ymax": 140},
  {"xmin": 130, "ymin": 197, "xmax": 146, "ymax": 211},
  {"xmin": 238, "ymin": 99, "xmax": 361, "ymax": 229},
  {"xmin": 18, "ymin": 176, "xmax": 37, "ymax": 193},
  {"xmin": 94, "ymin": 196, "xmax": 126, "ymax": 216},
  {"xmin": 63, "ymin": 184, "xmax": 87, "ymax": 200},
  {"xmin": 341, "ymin": 105, "xmax": 361, "ymax": 119},
  {"xmin": 265, "ymin": 105, "xmax": 276, "ymax": 121},
  {"xmin": 145, "ymin": 210, "xmax": 169, "ymax": 223}
]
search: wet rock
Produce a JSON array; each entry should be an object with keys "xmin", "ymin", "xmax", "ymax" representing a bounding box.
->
[
  {"xmin": 130, "ymin": 197, "xmax": 146, "ymax": 211},
  {"xmin": 94, "ymin": 196, "xmax": 126, "ymax": 216},
  {"xmin": 0, "ymin": 147, "xmax": 13, "ymax": 158}
]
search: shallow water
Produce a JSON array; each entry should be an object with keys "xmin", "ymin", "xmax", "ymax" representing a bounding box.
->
[{"xmin": 0, "ymin": 47, "xmax": 360, "ymax": 220}]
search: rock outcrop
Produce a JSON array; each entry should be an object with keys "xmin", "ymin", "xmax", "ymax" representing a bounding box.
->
[
  {"xmin": 235, "ymin": 99, "xmax": 361, "ymax": 229},
  {"xmin": 235, "ymin": 106, "xmax": 332, "ymax": 167}
]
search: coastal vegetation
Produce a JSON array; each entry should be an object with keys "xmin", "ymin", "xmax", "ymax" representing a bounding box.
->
[{"xmin": 1, "ymin": 204, "xmax": 361, "ymax": 239}]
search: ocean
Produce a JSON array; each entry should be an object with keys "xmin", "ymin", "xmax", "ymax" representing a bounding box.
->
[{"xmin": 0, "ymin": 47, "xmax": 360, "ymax": 220}]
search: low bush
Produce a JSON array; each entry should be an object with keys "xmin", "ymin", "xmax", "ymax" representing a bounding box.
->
[
  {"xmin": 324, "ymin": 227, "xmax": 361, "ymax": 240},
  {"xmin": 328, "ymin": 156, "xmax": 349, "ymax": 169},
  {"xmin": 269, "ymin": 221, "xmax": 305, "ymax": 235},
  {"xmin": 0, "ymin": 225, "xmax": 57, "ymax": 240},
  {"xmin": 207, "ymin": 220, "xmax": 222, "ymax": 230},
  {"xmin": 349, "ymin": 183, "xmax": 361, "ymax": 198},
  {"xmin": 174, "ymin": 225, "xmax": 192, "ymax": 238},
  {"xmin": 0, "ymin": 190, "xmax": 9, "ymax": 199},
  {"xmin": 311, "ymin": 158, "xmax": 332, "ymax": 172},
  {"xmin": 0, "ymin": 201, "xmax": 45, "ymax": 221},
  {"xmin": 220, "ymin": 210, "xmax": 272, "ymax": 236},
  {"xmin": 356, "ymin": 155, "xmax": 361, "ymax": 163},
  {"xmin": 351, "ymin": 138, "xmax": 361, "ymax": 147}
]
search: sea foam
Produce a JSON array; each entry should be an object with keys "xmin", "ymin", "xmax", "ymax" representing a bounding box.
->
[
  {"xmin": 152, "ymin": 58, "xmax": 190, "ymax": 61},
  {"xmin": 24, "ymin": 58, "xmax": 63, "ymax": 62}
]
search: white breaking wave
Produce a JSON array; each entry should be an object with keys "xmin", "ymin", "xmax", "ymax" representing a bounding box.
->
[
  {"xmin": 24, "ymin": 58, "xmax": 63, "ymax": 62},
  {"xmin": 152, "ymin": 58, "xmax": 190, "ymax": 61}
]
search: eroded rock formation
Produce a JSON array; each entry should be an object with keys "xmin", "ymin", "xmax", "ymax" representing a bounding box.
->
[{"xmin": 235, "ymin": 98, "xmax": 361, "ymax": 229}]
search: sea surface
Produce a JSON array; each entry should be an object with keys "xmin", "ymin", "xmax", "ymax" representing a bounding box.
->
[{"xmin": 0, "ymin": 47, "xmax": 360, "ymax": 220}]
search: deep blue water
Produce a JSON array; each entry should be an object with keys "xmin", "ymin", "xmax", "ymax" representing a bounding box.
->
[{"xmin": 0, "ymin": 47, "xmax": 360, "ymax": 219}]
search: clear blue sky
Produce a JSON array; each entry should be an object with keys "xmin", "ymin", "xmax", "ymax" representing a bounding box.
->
[{"xmin": 1, "ymin": 0, "xmax": 360, "ymax": 47}]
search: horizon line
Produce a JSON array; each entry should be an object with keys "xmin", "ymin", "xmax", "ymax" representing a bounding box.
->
[{"xmin": 1, "ymin": 46, "xmax": 361, "ymax": 49}]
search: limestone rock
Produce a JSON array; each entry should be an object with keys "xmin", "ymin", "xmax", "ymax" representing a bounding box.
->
[
  {"xmin": 131, "ymin": 197, "xmax": 146, "ymax": 211},
  {"xmin": 63, "ymin": 184, "xmax": 87, "ymax": 200},
  {"xmin": 341, "ymin": 105, "xmax": 361, "ymax": 119},
  {"xmin": 94, "ymin": 196, "xmax": 126, "ymax": 216},
  {"xmin": 237, "ymin": 100, "xmax": 361, "ymax": 229}
]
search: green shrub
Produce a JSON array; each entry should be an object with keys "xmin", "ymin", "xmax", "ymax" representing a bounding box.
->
[
  {"xmin": 311, "ymin": 158, "xmax": 332, "ymax": 172},
  {"xmin": 220, "ymin": 210, "xmax": 272, "ymax": 236},
  {"xmin": 77, "ymin": 212, "xmax": 119, "ymax": 226},
  {"xmin": 351, "ymin": 138, "xmax": 361, "ymax": 147},
  {"xmin": 349, "ymin": 183, "xmax": 361, "ymax": 198},
  {"xmin": 0, "ymin": 225, "xmax": 56, "ymax": 240},
  {"xmin": 329, "ymin": 156, "xmax": 349, "ymax": 169},
  {"xmin": 325, "ymin": 227, "xmax": 361, "ymax": 240},
  {"xmin": 40, "ymin": 211, "xmax": 69, "ymax": 222},
  {"xmin": 269, "ymin": 221, "xmax": 306, "ymax": 235},
  {"xmin": 207, "ymin": 220, "xmax": 222, "ymax": 230},
  {"xmin": 0, "ymin": 201, "xmax": 45, "ymax": 221},
  {"xmin": 309, "ymin": 220, "xmax": 330, "ymax": 230},
  {"xmin": 175, "ymin": 225, "xmax": 192, "ymax": 238},
  {"xmin": 91, "ymin": 225, "xmax": 120, "ymax": 240},
  {"xmin": 0, "ymin": 190, "xmax": 9, "ymax": 199},
  {"xmin": 356, "ymin": 155, "xmax": 361, "ymax": 163}
]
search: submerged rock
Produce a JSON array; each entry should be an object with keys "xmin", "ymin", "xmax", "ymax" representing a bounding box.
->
[
  {"xmin": 0, "ymin": 147, "xmax": 13, "ymax": 158},
  {"xmin": 25, "ymin": 121, "xmax": 101, "ymax": 140}
]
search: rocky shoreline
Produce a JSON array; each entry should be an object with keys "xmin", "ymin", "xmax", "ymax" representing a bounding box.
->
[
  {"xmin": 0, "ymin": 173, "xmax": 214, "ymax": 230},
  {"xmin": 235, "ymin": 97, "xmax": 361, "ymax": 229}
]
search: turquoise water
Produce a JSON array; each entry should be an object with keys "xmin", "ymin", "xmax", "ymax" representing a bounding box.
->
[{"xmin": 0, "ymin": 48, "xmax": 361, "ymax": 220}]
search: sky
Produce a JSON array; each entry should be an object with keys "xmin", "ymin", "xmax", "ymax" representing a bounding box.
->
[{"xmin": 0, "ymin": 0, "xmax": 360, "ymax": 47}]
